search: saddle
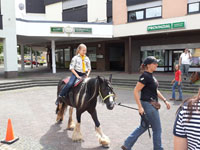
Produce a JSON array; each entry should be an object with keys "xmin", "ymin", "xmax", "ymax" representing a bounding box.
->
[
  {"xmin": 63, "ymin": 77, "xmax": 85, "ymax": 86},
  {"xmin": 62, "ymin": 77, "xmax": 85, "ymax": 107}
]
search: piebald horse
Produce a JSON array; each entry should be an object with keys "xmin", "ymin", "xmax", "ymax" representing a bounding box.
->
[{"xmin": 56, "ymin": 75, "xmax": 116, "ymax": 147}]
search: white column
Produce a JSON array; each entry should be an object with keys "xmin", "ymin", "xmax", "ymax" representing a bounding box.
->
[
  {"xmin": 2, "ymin": 0, "xmax": 18, "ymax": 78},
  {"xmin": 20, "ymin": 44, "xmax": 25, "ymax": 72},
  {"xmin": 51, "ymin": 40, "xmax": 56, "ymax": 74},
  {"xmin": 3, "ymin": 38, "xmax": 18, "ymax": 78},
  {"xmin": 30, "ymin": 47, "xmax": 33, "ymax": 69}
]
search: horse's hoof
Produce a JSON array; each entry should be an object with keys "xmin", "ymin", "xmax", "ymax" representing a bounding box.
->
[
  {"xmin": 56, "ymin": 119, "xmax": 62, "ymax": 124},
  {"xmin": 67, "ymin": 127, "xmax": 74, "ymax": 131},
  {"xmin": 102, "ymin": 144, "xmax": 109, "ymax": 148},
  {"xmin": 72, "ymin": 139, "xmax": 84, "ymax": 143}
]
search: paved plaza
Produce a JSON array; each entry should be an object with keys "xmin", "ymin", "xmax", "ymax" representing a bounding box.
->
[{"xmin": 0, "ymin": 85, "xmax": 195, "ymax": 150}]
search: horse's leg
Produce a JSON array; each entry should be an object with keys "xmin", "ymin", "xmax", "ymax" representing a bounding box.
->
[
  {"xmin": 56, "ymin": 102, "xmax": 67, "ymax": 122},
  {"xmin": 67, "ymin": 107, "xmax": 75, "ymax": 130},
  {"xmin": 88, "ymin": 108, "xmax": 110, "ymax": 147},
  {"xmin": 72, "ymin": 110, "xmax": 83, "ymax": 142}
]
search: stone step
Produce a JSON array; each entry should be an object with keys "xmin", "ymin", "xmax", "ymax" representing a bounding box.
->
[{"xmin": 0, "ymin": 79, "xmax": 198, "ymax": 93}]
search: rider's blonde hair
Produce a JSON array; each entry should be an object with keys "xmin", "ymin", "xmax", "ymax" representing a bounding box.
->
[{"xmin": 76, "ymin": 43, "xmax": 87, "ymax": 55}]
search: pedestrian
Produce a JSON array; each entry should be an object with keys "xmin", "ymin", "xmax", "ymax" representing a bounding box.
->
[
  {"xmin": 179, "ymin": 48, "xmax": 192, "ymax": 80},
  {"xmin": 121, "ymin": 56, "xmax": 170, "ymax": 150},
  {"xmin": 55, "ymin": 43, "xmax": 91, "ymax": 105},
  {"xmin": 173, "ymin": 88, "xmax": 200, "ymax": 150},
  {"xmin": 170, "ymin": 64, "xmax": 183, "ymax": 101}
]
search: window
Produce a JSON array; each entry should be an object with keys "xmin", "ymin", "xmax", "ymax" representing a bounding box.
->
[
  {"xmin": 188, "ymin": 2, "xmax": 200, "ymax": 14},
  {"xmin": 146, "ymin": 7, "xmax": 162, "ymax": 19},
  {"xmin": 141, "ymin": 50, "xmax": 164, "ymax": 66},
  {"xmin": 107, "ymin": 17, "xmax": 112, "ymax": 23},
  {"xmin": 128, "ymin": 6, "xmax": 161, "ymax": 22}
]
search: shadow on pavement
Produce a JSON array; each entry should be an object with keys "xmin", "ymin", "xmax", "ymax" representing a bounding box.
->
[{"xmin": 40, "ymin": 123, "xmax": 106, "ymax": 150}]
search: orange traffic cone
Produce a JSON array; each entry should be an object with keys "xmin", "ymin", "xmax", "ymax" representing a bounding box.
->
[{"xmin": 1, "ymin": 119, "xmax": 19, "ymax": 144}]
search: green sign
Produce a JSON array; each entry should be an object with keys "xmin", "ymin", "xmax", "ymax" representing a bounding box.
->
[
  {"xmin": 173, "ymin": 22, "xmax": 185, "ymax": 29},
  {"xmin": 147, "ymin": 22, "xmax": 185, "ymax": 31},
  {"xmin": 147, "ymin": 23, "xmax": 171, "ymax": 31},
  {"xmin": 51, "ymin": 27, "xmax": 63, "ymax": 33},
  {"xmin": 74, "ymin": 28, "xmax": 92, "ymax": 33}
]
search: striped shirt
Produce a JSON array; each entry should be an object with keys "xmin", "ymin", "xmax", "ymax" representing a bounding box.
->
[{"xmin": 173, "ymin": 102, "xmax": 200, "ymax": 150}]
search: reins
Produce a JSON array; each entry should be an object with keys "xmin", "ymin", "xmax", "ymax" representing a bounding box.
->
[{"xmin": 116, "ymin": 102, "xmax": 152, "ymax": 138}]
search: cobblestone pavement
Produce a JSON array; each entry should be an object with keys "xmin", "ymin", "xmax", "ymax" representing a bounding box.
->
[{"xmin": 0, "ymin": 86, "xmax": 194, "ymax": 150}]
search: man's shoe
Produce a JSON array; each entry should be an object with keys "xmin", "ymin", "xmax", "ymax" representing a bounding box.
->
[
  {"xmin": 176, "ymin": 99, "xmax": 183, "ymax": 101},
  {"xmin": 121, "ymin": 145, "xmax": 127, "ymax": 150},
  {"xmin": 169, "ymin": 98, "xmax": 175, "ymax": 101}
]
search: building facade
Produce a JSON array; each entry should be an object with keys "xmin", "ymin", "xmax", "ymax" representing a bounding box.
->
[{"xmin": 0, "ymin": 0, "xmax": 200, "ymax": 77}]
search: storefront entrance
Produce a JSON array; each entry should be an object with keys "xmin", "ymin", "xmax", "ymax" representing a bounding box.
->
[
  {"xmin": 107, "ymin": 43, "xmax": 125, "ymax": 71},
  {"xmin": 164, "ymin": 50, "xmax": 183, "ymax": 72}
]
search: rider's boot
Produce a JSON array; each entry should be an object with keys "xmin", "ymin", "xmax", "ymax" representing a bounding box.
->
[{"xmin": 55, "ymin": 96, "xmax": 65, "ymax": 105}]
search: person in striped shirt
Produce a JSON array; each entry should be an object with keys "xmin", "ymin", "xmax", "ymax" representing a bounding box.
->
[{"xmin": 173, "ymin": 88, "xmax": 200, "ymax": 150}]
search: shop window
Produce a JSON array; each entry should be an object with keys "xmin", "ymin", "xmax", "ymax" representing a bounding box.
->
[
  {"xmin": 141, "ymin": 50, "xmax": 164, "ymax": 67},
  {"xmin": 188, "ymin": 2, "xmax": 200, "ymax": 14},
  {"xmin": 87, "ymin": 47, "xmax": 96, "ymax": 62},
  {"xmin": 64, "ymin": 48, "xmax": 70, "ymax": 68},
  {"xmin": 128, "ymin": 6, "xmax": 161, "ymax": 22},
  {"xmin": 146, "ymin": 7, "xmax": 162, "ymax": 19},
  {"xmin": 190, "ymin": 48, "xmax": 200, "ymax": 67}
]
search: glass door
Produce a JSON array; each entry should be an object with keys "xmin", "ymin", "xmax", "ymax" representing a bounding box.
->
[{"xmin": 172, "ymin": 50, "xmax": 183, "ymax": 71}]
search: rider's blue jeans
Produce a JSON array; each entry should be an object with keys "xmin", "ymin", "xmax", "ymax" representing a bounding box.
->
[
  {"xmin": 172, "ymin": 81, "xmax": 182, "ymax": 100},
  {"xmin": 123, "ymin": 101, "xmax": 163, "ymax": 150},
  {"xmin": 59, "ymin": 71, "xmax": 85, "ymax": 97}
]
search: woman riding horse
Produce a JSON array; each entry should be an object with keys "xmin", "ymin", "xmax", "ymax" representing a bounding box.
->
[
  {"xmin": 56, "ymin": 75, "xmax": 116, "ymax": 147},
  {"xmin": 55, "ymin": 43, "xmax": 91, "ymax": 105}
]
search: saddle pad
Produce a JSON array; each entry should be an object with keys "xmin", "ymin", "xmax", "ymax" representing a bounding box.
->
[{"xmin": 63, "ymin": 77, "xmax": 84, "ymax": 87}]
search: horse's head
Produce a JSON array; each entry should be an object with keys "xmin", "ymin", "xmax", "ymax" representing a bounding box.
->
[{"xmin": 98, "ymin": 74, "xmax": 116, "ymax": 110}]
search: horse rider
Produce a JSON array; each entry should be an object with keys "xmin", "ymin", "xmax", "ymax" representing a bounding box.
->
[{"xmin": 55, "ymin": 43, "xmax": 91, "ymax": 105}]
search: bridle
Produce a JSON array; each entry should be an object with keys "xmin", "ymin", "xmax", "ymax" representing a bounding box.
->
[
  {"xmin": 98, "ymin": 82, "xmax": 116, "ymax": 102},
  {"xmin": 99, "ymin": 90, "xmax": 115, "ymax": 102}
]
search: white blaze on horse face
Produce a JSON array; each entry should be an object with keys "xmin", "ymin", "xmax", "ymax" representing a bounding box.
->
[{"xmin": 109, "ymin": 92, "xmax": 114, "ymax": 103}]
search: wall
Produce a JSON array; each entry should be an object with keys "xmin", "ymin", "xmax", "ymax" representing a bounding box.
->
[
  {"xmin": 114, "ymin": 13, "xmax": 200, "ymax": 37},
  {"xmin": 87, "ymin": 0, "xmax": 107, "ymax": 22},
  {"xmin": 46, "ymin": 2, "xmax": 62, "ymax": 21},
  {"xmin": 162, "ymin": 0, "xmax": 187, "ymax": 19},
  {"xmin": 113, "ymin": 0, "xmax": 127, "ymax": 25}
]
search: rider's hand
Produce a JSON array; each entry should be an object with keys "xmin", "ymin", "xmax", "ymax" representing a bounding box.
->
[
  {"xmin": 165, "ymin": 101, "xmax": 170, "ymax": 110},
  {"xmin": 138, "ymin": 107, "xmax": 144, "ymax": 115},
  {"xmin": 76, "ymin": 75, "xmax": 82, "ymax": 79}
]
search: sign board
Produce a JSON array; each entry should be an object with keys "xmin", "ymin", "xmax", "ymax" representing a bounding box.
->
[
  {"xmin": 172, "ymin": 22, "xmax": 185, "ymax": 29},
  {"xmin": 147, "ymin": 23, "xmax": 171, "ymax": 31},
  {"xmin": 50, "ymin": 27, "xmax": 92, "ymax": 34},
  {"xmin": 147, "ymin": 22, "xmax": 185, "ymax": 32},
  {"xmin": 74, "ymin": 28, "xmax": 92, "ymax": 33},
  {"xmin": 51, "ymin": 27, "xmax": 63, "ymax": 33}
]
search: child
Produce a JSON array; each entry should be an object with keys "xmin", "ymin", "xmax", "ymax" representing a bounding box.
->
[
  {"xmin": 55, "ymin": 43, "xmax": 91, "ymax": 105},
  {"xmin": 170, "ymin": 64, "xmax": 182, "ymax": 101}
]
